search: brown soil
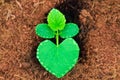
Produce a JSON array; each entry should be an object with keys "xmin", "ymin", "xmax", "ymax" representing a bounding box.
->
[{"xmin": 0, "ymin": 0, "xmax": 120, "ymax": 80}]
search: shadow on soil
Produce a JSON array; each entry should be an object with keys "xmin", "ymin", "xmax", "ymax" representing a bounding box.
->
[{"xmin": 31, "ymin": 0, "xmax": 90, "ymax": 68}]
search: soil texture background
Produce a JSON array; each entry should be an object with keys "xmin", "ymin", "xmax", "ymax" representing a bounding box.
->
[{"xmin": 0, "ymin": 0, "xmax": 120, "ymax": 80}]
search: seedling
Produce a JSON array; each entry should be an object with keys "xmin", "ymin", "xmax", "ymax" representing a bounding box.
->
[{"xmin": 35, "ymin": 8, "xmax": 80, "ymax": 78}]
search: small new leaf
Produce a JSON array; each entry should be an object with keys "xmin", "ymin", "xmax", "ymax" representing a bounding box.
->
[
  {"xmin": 60, "ymin": 23, "xmax": 79, "ymax": 38},
  {"xmin": 47, "ymin": 8, "xmax": 66, "ymax": 31},
  {"xmin": 35, "ymin": 23, "xmax": 55, "ymax": 38}
]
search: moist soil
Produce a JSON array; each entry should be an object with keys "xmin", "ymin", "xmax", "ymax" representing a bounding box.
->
[{"xmin": 0, "ymin": 0, "xmax": 120, "ymax": 80}]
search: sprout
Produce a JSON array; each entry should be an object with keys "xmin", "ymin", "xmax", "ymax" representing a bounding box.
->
[{"xmin": 35, "ymin": 8, "xmax": 80, "ymax": 78}]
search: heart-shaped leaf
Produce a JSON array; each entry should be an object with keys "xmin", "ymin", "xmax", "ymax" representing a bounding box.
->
[
  {"xmin": 37, "ymin": 38, "xmax": 79, "ymax": 78},
  {"xmin": 60, "ymin": 23, "xmax": 79, "ymax": 38},
  {"xmin": 47, "ymin": 8, "xmax": 66, "ymax": 31},
  {"xmin": 35, "ymin": 23, "xmax": 55, "ymax": 38}
]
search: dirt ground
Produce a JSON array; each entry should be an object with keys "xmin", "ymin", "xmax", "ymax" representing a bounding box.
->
[{"xmin": 0, "ymin": 0, "xmax": 120, "ymax": 80}]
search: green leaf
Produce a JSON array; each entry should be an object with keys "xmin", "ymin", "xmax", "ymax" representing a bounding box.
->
[
  {"xmin": 47, "ymin": 8, "xmax": 66, "ymax": 31},
  {"xmin": 35, "ymin": 23, "xmax": 55, "ymax": 38},
  {"xmin": 60, "ymin": 23, "xmax": 79, "ymax": 38},
  {"xmin": 37, "ymin": 38, "xmax": 80, "ymax": 78}
]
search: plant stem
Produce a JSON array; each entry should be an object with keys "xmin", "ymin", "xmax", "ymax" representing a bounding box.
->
[{"xmin": 56, "ymin": 30, "xmax": 59, "ymax": 47}]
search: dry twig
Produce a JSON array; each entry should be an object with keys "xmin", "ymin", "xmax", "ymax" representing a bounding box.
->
[
  {"xmin": 15, "ymin": 0, "xmax": 23, "ymax": 10},
  {"xmin": 31, "ymin": 0, "xmax": 46, "ymax": 14}
]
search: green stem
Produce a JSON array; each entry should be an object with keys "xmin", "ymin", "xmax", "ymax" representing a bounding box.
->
[{"xmin": 56, "ymin": 30, "xmax": 59, "ymax": 47}]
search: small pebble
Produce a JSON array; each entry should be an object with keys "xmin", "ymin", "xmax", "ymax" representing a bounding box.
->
[{"xmin": 19, "ymin": 62, "xmax": 31, "ymax": 69}]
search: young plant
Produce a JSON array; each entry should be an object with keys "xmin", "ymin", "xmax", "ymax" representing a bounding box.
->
[{"xmin": 35, "ymin": 8, "xmax": 80, "ymax": 78}]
